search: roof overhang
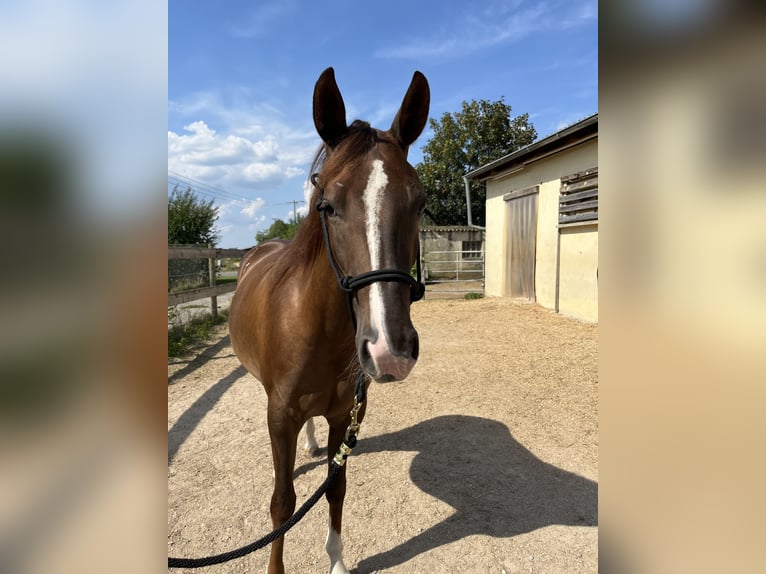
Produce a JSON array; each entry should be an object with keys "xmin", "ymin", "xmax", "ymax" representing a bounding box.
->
[{"xmin": 465, "ymin": 113, "xmax": 598, "ymax": 182}]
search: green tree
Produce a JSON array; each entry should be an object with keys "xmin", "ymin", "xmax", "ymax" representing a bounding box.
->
[
  {"xmin": 416, "ymin": 98, "xmax": 537, "ymax": 226},
  {"xmin": 168, "ymin": 186, "xmax": 220, "ymax": 292},
  {"xmin": 168, "ymin": 185, "xmax": 220, "ymax": 245},
  {"xmin": 255, "ymin": 215, "xmax": 304, "ymax": 244}
]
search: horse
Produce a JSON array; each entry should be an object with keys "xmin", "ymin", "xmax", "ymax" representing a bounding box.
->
[{"xmin": 229, "ymin": 67, "xmax": 430, "ymax": 574}]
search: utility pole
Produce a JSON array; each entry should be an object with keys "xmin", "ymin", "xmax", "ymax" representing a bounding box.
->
[{"xmin": 289, "ymin": 200, "xmax": 304, "ymax": 222}]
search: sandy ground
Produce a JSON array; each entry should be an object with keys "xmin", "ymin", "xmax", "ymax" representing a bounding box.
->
[{"xmin": 168, "ymin": 298, "xmax": 598, "ymax": 573}]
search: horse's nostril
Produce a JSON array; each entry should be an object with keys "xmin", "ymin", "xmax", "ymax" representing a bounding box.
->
[{"xmin": 358, "ymin": 339, "xmax": 372, "ymax": 363}]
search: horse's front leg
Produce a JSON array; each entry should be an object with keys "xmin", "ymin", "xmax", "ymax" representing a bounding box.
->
[
  {"xmin": 324, "ymin": 397, "xmax": 367, "ymax": 574},
  {"xmin": 324, "ymin": 421, "xmax": 350, "ymax": 574},
  {"xmin": 266, "ymin": 402, "xmax": 301, "ymax": 574}
]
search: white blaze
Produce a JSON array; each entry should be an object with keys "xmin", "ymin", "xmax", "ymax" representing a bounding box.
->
[{"xmin": 362, "ymin": 159, "xmax": 389, "ymax": 345}]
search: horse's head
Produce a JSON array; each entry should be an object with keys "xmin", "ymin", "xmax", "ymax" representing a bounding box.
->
[{"xmin": 311, "ymin": 67, "xmax": 430, "ymax": 383}]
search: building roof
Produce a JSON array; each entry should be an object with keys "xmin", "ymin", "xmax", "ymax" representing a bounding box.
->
[
  {"xmin": 420, "ymin": 225, "xmax": 484, "ymax": 233},
  {"xmin": 465, "ymin": 113, "xmax": 598, "ymax": 181}
]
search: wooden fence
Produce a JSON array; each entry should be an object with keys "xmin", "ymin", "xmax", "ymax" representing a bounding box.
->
[{"xmin": 168, "ymin": 245, "xmax": 251, "ymax": 318}]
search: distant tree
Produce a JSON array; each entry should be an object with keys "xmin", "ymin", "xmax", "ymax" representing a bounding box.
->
[
  {"xmin": 167, "ymin": 185, "xmax": 220, "ymax": 292},
  {"xmin": 168, "ymin": 185, "xmax": 219, "ymax": 246},
  {"xmin": 416, "ymin": 98, "xmax": 537, "ymax": 226},
  {"xmin": 255, "ymin": 215, "xmax": 304, "ymax": 244}
]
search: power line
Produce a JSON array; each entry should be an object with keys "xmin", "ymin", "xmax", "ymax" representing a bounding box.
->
[
  {"xmin": 167, "ymin": 178, "xmax": 245, "ymax": 204},
  {"xmin": 169, "ymin": 171, "xmax": 308, "ymax": 208},
  {"xmin": 167, "ymin": 171, "xmax": 306, "ymax": 210},
  {"xmin": 168, "ymin": 171, "xmax": 250, "ymax": 203}
]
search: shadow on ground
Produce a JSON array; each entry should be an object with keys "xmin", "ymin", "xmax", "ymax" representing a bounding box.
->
[
  {"xmin": 168, "ymin": 335, "xmax": 236, "ymax": 385},
  {"xmin": 168, "ymin": 364, "xmax": 249, "ymax": 463},
  {"xmin": 170, "ymin": 388, "xmax": 597, "ymax": 570},
  {"xmin": 349, "ymin": 415, "xmax": 597, "ymax": 572}
]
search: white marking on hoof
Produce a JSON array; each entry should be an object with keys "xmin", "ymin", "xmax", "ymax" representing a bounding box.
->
[
  {"xmin": 304, "ymin": 418, "xmax": 319, "ymax": 455},
  {"xmin": 325, "ymin": 522, "xmax": 349, "ymax": 574}
]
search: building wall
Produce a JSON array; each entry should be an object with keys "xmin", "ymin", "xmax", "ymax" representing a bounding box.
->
[
  {"xmin": 535, "ymin": 178, "xmax": 561, "ymax": 309},
  {"xmin": 484, "ymin": 188, "xmax": 507, "ymax": 297},
  {"xmin": 558, "ymin": 223, "xmax": 598, "ymax": 321},
  {"xmin": 483, "ymin": 139, "xmax": 598, "ymax": 321}
]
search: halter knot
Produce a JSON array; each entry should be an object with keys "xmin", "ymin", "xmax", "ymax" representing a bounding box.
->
[{"xmin": 339, "ymin": 276, "xmax": 354, "ymax": 292}]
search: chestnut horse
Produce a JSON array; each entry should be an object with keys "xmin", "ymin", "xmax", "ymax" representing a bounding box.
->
[{"xmin": 229, "ymin": 67, "xmax": 430, "ymax": 574}]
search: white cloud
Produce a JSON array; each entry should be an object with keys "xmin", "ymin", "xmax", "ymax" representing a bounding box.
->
[
  {"xmin": 241, "ymin": 198, "xmax": 266, "ymax": 219},
  {"xmin": 212, "ymin": 198, "xmax": 268, "ymax": 248},
  {"xmin": 226, "ymin": 0, "xmax": 297, "ymax": 38},
  {"xmin": 168, "ymin": 118, "xmax": 316, "ymax": 191},
  {"xmin": 168, "ymin": 85, "xmax": 323, "ymax": 247},
  {"xmin": 168, "ymin": 121, "xmax": 256, "ymax": 166},
  {"xmin": 375, "ymin": 0, "xmax": 595, "ymax": 60}
]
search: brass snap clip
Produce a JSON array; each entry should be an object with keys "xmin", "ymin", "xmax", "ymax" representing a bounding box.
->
[{"xmin": 333, "ymin": 396, "xmax": 363, "ymax": 467}]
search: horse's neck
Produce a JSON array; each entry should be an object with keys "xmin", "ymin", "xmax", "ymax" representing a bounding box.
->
[{"xmin": 300, "ymin": 242, "xmax": 355, "ymax": 336}]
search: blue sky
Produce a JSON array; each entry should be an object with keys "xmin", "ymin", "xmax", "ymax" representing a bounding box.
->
[{"xmin": 169, "ymin": 0, "xmax": 597, "ymax": 248}]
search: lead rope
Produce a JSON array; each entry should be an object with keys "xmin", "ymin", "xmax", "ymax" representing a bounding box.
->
[{"xmin": 167, "ymin": 379, "xmax": 363, "ymax": 569}]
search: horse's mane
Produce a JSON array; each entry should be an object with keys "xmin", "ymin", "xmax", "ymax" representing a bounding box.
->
[{"xmin": 270, "ymin": 120, "xmax": 393, "ymax": 281}]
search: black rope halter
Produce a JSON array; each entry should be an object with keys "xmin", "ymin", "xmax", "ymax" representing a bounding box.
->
[{"xmin": 312, "ymin": 172, "xmax": 425, "ymax": 329}]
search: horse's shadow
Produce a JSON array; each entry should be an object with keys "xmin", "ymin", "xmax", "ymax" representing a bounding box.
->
[{"xmin": 348, "ymin": 415, "xmax": 597, "ymax": 572}]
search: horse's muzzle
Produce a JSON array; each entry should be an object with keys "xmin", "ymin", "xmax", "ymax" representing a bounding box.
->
[{"xmin": 359, "ymin": 331, "xmax": 419, "ymax": 382}]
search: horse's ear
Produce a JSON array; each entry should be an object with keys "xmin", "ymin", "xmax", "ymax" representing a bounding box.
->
[
  {"xmin": 313, "ymin": 67, "xmax": 347, "ymax": 148},
  {"xmin": 390, "ymin": 71, "xmax": 430, "ymax": 151}
]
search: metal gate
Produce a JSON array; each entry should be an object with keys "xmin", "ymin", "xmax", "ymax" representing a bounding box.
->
[{"xmin": 421, "ymin": 245, "xmax": 485, "ymax": 297}]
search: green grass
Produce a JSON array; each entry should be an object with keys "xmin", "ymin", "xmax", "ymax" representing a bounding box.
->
[
  {"xmin": 169, "ymin": 280, "xmax": 205, "ymax": 294},
  {"xmin": 168, "ymin": 309, "xmax": 229, "ymax": 358},
  {"xmin": 216, "ymin": 276, "xmax": 237, "ymax": 285},
  {"xmin": 464, "ymin": 292, "xmax": 484, "ymax": 300}
]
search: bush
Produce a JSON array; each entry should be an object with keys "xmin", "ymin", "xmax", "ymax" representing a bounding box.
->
[{"xmin": 168, "ymin": 309, "xmax": 229, "ymax": 358}]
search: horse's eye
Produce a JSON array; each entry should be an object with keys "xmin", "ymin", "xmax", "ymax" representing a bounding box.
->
[{"xmin": 318, "ymin": 199, "xmax": 336, "ymax": 217}]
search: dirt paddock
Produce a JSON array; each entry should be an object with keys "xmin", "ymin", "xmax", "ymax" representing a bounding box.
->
[{"xmin": 168, "ymin": 298, "xmax": 598, "ymax": 573}]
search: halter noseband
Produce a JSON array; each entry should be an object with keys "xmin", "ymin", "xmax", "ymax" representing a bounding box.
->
[{"xmin": 312, "ymin": 172, "xmax": 426, "ymax": 320}]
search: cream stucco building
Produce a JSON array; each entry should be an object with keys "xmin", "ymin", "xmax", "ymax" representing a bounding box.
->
[{"xmin": 466, "ymin": 114, "xmax": 598, "ymax": 322}]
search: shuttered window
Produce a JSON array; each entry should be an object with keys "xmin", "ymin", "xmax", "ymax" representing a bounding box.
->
[{"xmin": 559, "ymin": 167, "xmax": 598, "ymax": 225}]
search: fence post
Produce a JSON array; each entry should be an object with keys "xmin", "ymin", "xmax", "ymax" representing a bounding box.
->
[{"xmin": 208, "ymin": 244, "xmax": 217, "ymax": 319}]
